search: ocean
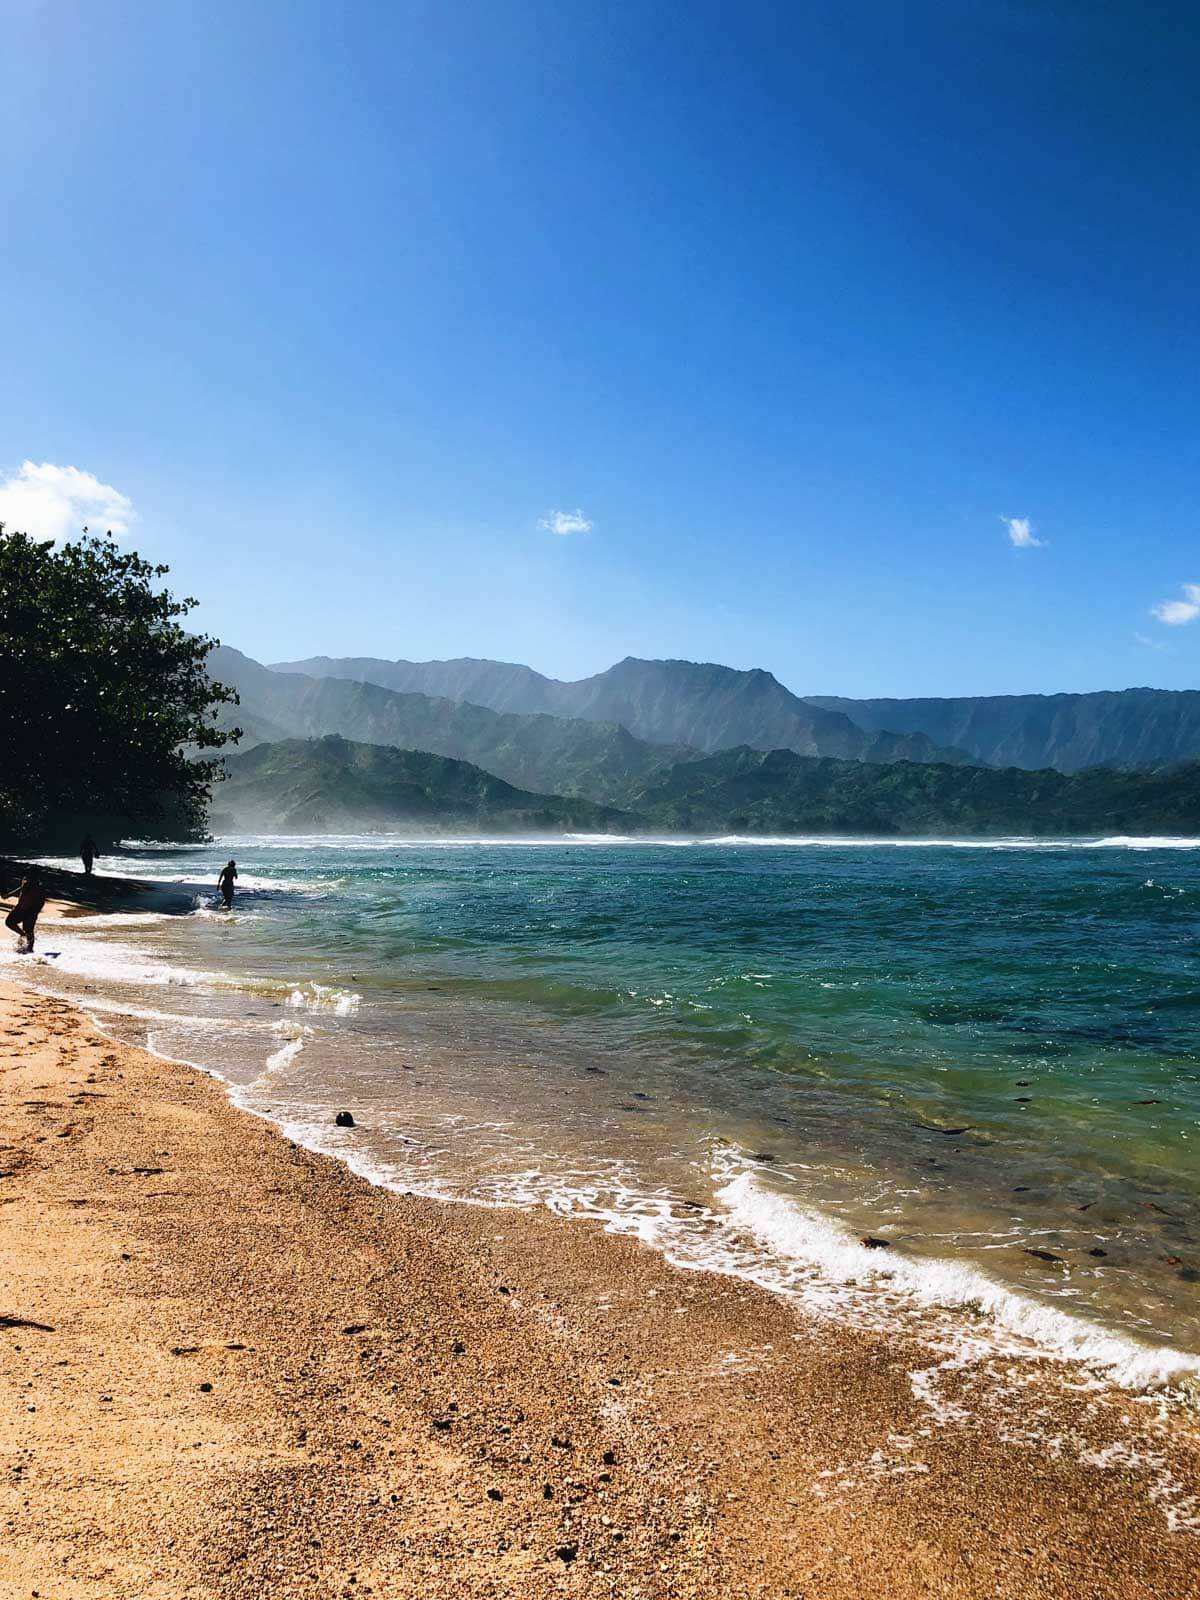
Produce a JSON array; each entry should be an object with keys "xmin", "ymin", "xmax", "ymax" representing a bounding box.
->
[{"xmin": 12, "ymin": 833, "xmax": 1200, "ymax": 1393}]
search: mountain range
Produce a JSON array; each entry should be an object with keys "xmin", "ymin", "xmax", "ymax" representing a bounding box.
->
[
  {"xmin": 205, "ymin": 646, "xmax": 1200, "ymax": 836},
  {"xmin": 270, "ymin": 654, "xmax": 968, "ymax": 765},
  {"xmin": 272, "ymin": 653, "xmax": 1200, "ymax": 773},
  {"xmin": 208, "ymin": 647, "xmax": 696, "ymax": 807},
  {"xmin": 806, "ymin": 689, "xmax": 1200, "ymax": 773}
]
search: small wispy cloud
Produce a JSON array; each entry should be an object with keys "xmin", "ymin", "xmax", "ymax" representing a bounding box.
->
[
  {"xmin": 1151, "ymin": 583, "xmax": 1200, "ymax": 626},
  {"xmin": 538, "ymin": 507, "xmax": 593, "ymax": 537},
  {"xmin": 0, "ymin": 459, "xmax": 135, "ymax": 542},
  {"xmin": 1002, "ymin": 515, "xmax": 1043, "ymax": 549}
]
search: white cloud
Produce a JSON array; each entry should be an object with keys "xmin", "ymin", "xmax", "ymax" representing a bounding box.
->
[
  {"xmin": 0, "ymin": 459, "xmax": 135, "ymax": 543},
  {"xmin": 1002, "ymin": 515, "xmax": 1043, "ymax": 549},
  {"xmin": 1151, "ymin": 583, "xmax": 1200, "ymax": 626},
  {"xmin": 538, "ymin": 507, "xmax": 593, "ymax": 537}
]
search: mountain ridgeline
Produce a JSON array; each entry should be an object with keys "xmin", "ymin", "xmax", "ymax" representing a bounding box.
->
[
  {"xmin": 270, "ymin": 654, "xmax": 970, "ymax": 765},
  {"xmin": 214, "ymin": 736, "xmax": 1200, "ymax": 838},
  {"xmin": 805, "ymin": 689, "xmax": 1200, "ymax": 774},
  {"xmin": 209, "ymin": 647, "xmax": 697, "ymax": 808},
  {"xmin": 273, "ymin": 654, "xmax": 1200, "ymax": 774}
]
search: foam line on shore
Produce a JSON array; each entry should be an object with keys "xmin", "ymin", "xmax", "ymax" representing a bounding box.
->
[{"xmin": 712, "ymin": 1172, "xmax": 1200, "ymax": 1391}]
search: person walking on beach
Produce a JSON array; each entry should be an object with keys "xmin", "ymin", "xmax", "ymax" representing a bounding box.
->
[
  {"xmin": 218, "ymin": 858, "xmax": 238, "ymax": 910},
  {"xmin": 80, "ymin": 834, "xmax": 97, "ymax": 877},
  {"xmin": 5, "ymin": 874, "xmax": 48, "ymax": 952}
]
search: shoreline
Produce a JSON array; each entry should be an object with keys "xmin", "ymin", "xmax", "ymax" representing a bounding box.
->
[
  {"xmin": 15, "ymin": 854, "xmax": 1200, "ymax": 1393},
  {"xmin": 2, "ymin": 878, "xmax": 1200, "ymax": 1593}
]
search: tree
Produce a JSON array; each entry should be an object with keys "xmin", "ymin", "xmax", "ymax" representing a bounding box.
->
[{"xmin": 0, "ymin": 525, "xmax": 241, "ymax": 848}]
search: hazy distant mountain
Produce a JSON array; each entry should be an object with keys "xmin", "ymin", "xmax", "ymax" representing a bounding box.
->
[
  {"xmin": 805, "ymin": 690, "xmax": 1200, "ymax": 774},
  {"xmin": 271, "ymin": 653, "xmax": 969, "ymax": 765},
  {"xmin": 209, "ymin": 647, "xmax": 696, "ymax": 807},
  {"xmin": 272, "ymin": 654, "xmax": 565, "ymax": 715},
  {"xmin": 628, "ymin": 746, "xmax": 1200, "ymax": 836},
  {"xmin": 213, "ymin": 737, "xmax": 636, "ymax": 834}
]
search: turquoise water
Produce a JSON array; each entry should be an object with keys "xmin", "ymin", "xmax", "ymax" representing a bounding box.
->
[{"xmin": 17, "ymin": 834, "xmax": 1200, "ymax": 1382}]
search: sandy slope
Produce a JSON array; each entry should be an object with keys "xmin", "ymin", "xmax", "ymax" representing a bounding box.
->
[{"xmin": 0, "ymin": 897, "xmax": 1198, "ymax": 1596}]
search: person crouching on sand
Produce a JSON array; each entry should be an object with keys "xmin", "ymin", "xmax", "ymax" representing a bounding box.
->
[
  {"xmin": 6, "ymin": 874, "xmax": 48, "ymax": 953},
  {"xmin": 218, "ymin": 858, "xmax": 238, "ymax": 909}
]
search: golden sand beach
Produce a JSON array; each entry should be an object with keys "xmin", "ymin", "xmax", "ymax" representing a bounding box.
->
[{"xmin": 1, "ymin": 878, "xmax": 1198, "ymax": 1598}]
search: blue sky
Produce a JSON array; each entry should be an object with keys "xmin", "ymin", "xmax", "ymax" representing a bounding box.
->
[{"xmin": 2, "ymin": 0, "xmax": 1197, "ymax": 695}]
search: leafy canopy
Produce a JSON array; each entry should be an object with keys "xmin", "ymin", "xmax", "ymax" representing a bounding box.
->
[{"xmin": 0, "ymin": 525, "xmax": 240, "ymax": 847}]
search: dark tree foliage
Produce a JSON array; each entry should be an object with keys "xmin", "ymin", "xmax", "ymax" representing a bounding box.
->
[{"xmin": 0, "ymin": 525, "xmax": 240, "ymax": 848}]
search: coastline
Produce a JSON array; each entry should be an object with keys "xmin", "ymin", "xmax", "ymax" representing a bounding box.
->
[{"xmin": 2, "ymin": 884, "xmax": 1199, "ymax": 1594}]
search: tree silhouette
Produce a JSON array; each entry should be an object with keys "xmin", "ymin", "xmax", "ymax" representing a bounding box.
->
[{"xmin": 0, "ymin": 524, "xmax": 240, "ymax": 848}]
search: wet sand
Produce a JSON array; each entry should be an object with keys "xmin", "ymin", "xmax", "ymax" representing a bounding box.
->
[{"xmin": 1, "ymin": 880, "xmax": 1199, "ymax": 1596}]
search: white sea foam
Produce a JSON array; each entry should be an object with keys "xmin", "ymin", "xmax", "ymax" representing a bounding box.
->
[
  {"xmin": 287, "ymin": 981, "xmax": 361, "ymax": 1016},
  {"xmin": 257, "ymin": 1020, "xmax": 313, "ymax": 1081},
  {"xmin": 61, "ymin": 911, "xmax": 175, "ymax": 928},
  {"xmin": 713, "ymin": 1172, "xmax": 1200, "ymax": 1390},
  {"xmin": 0, "ymin": 930, "xmax": 222, "ymax": 990}
]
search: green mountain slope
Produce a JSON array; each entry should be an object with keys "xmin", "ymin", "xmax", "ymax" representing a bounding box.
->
[
  {"xmin": 628, "ymin": 746, "xmax": 1200, "ymax": 836},
  {"xmin": 212, "ymin": 732, "xmax": 1200, "ymax": 839},
  {"xmin": 213, "ymin": 737, "xmax": 639, "ymax": 834},
  {"xmin": 269, "ymin": 652, "xmax": 970, "ymax": 765},
  {"xmin": 805, "ymin": 689, "xmax": 1200, "ymax": 773},
  {"xmin": 210, "ymin": 647, "xmax": 698, "ymax": 807}
]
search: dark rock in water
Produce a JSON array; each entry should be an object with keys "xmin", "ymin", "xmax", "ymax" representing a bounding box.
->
[
  {"xmin": 584, "ymin": 1066, "xmax": 606, "ymax": 1074},
  {"xmin": 335, "ymin": 1111, "xmax": 355, "ymax": 1127},
  {"xmin": 1014, "ymin": 1096, "xmax": 1031, "ymax": 1102},
  {"xmin": 1016, "ymin": 1080, "xmax": 1031, "ymax": 1087},
  {"xmin": 751, "ymin": 1152, "xmax": 777, "ymax": 1163},
  {"xmin": 1025, "ymin": 1248, "xmax": 1061, "ymax": 1264},
  {"xmin": 1013, "ymin": 1186, "xmax": 1030, "ymax": 1193},
  {"xmin": 860, "ymin": 1236, "xmax": 890, "ymax": 1249},
  {"xmin": 1136, "ymin": 1099, "xmax": 1162, "ymax": 1106},
  {"xmin": 917, "ymin": 1124, "xmax": 971, "ymax": 1136},
  {"xmin": 556, "ymin": 1545, "xmax": 578, "ymax": 1564},
  {"xmin": 1088, "ymin": 1248, "xmax": 1108, "ymax": 1257}
]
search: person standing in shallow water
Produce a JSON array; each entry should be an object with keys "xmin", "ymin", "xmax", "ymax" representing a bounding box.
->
[
  {"xmin": 218, "ymin": 858, "xmax": 238, "ymax": 909},
  {"xmin": 6, "ymin": 875, "xmax": 48, "ymax": 952},
  {"xmin": 80, "ymin": 835, "xmax": 97, "ymax": 877}
]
